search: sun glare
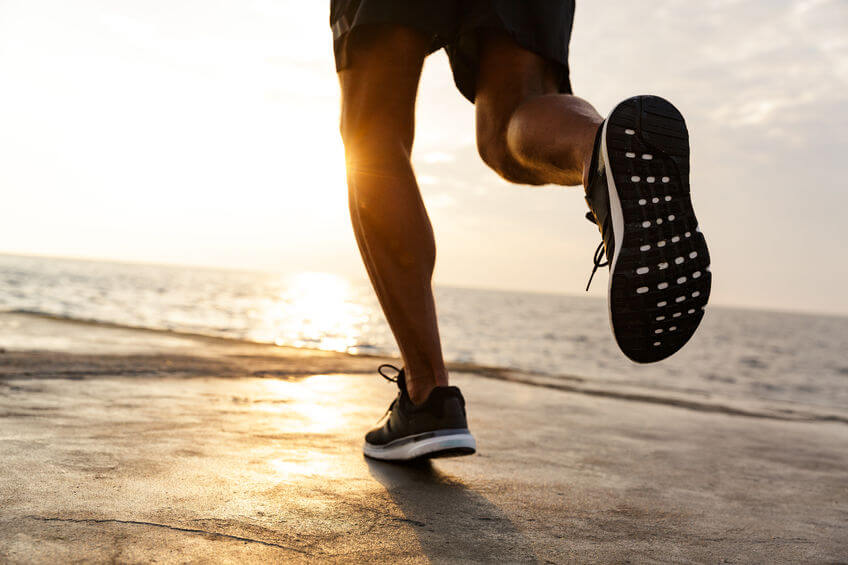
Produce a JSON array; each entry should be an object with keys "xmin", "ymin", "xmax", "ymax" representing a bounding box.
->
[
  {"xmin": 261, "ymin": 374, "xmax": 349, "ymax": 434},
  {"xmin": 258, "ymin": 374, "xmax": 352, "ymax": 480}
]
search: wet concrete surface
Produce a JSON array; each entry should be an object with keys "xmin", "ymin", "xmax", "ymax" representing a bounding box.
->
[{"xmin": 1, "ymin": 313, "xmax": 847, "ymax": 563}]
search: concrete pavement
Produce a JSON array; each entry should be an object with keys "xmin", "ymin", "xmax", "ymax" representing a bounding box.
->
[{"xmin": 1, "ymin": 313, "xmax": 846, "ymax": 563}]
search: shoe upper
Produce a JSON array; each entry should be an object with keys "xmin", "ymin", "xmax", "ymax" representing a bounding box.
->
[
  {"xmin": 584, "ymin": 122, "xmax": 616, "ymax": 289},
  {"xmin": 365, "ymin": 366, "xmax": 469, "ymax": 447}
]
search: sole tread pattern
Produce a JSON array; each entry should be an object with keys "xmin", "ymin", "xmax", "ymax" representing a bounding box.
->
[{"xmin": 605, "ymin": 96, "xmax": 711, "ymax": 363}]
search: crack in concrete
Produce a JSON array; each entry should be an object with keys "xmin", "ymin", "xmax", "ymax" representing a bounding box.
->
[{"xmin": 25, "ymin": 515, "xmax": 310, "ymax": 554}]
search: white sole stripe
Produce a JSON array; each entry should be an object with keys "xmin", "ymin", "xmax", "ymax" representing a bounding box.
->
[{"xmin": 363, "ymin": 432, "xmax": 476, "ymax": 461}]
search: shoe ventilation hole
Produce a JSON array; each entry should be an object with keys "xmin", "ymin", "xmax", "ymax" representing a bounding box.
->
[
  {"xmin": 687, "ymin": 308, "xmax": 695, "ymax": 314},
  {"xmin": 657, "ymin": 282, "xmax": 669, "ymax": 290},
  {"xmin": 639, "ymin": 199, "xmax": 647, "ymax": 205},
  {"xmin": 671, "ymin": 236, "xmax": 680, "ymax": 243},
  {"xmin": 675, "ymin": 296, "xmax": 686, "ymax": 303},
  {"xmin": 684, "ymin": 231, "xmax": 691, "ymax": 238},
  {"xmin": 669, "ymin": 326, "xmax": 677, "ymax": 332},
  {"xmin": 675, "ymin": 256, "xmax": 684, "ymax": 264},
  {"xmin": 657, "ymin": 240, "xmax": 666, "ymax": 247},
  {"xmin": 662, "ymin": 176, "xmax": 670, "ymax": 183},
  {"xmin": 653, "ymin": 341, "xmax": 661, "ymax": 346},
  {"xmin": 668, "ymin": 214, "xmax": 675, "ymax": 221},
  {"xmin": 642, "ymin": 154, "xmax": 653, "ymax": 160},
  {"xmin": 626, "ymin": 152, "xmax": 636, "ymax": 158},
  {"xmin": 664, "ymin": 195, "xmax": 672, "ymax": 202},
  {"xmin": 673, "ymin": 312, "xmax": 682, "ymax": 318},
  {"xmin": 656, "ymin": 315, "xmax": 666, "ymax": 321},
  {"xmin": 642, "ymin": 221, "xmax": 651, "ymax": 228},
  {"xmin": 677, "ymin": 276, "xmax": 687, "ymax": 284},
  {"xmin": 625, "ymin": 129, "xmax": 635, "ymax": 135},
  {"xmin": 636, "ymin": 286, "xmax": 649, "ymax": 294},
  {"xmin": 689, "ymin": 251, "xmax": 698, "ymax": 259},
  {"xmin": 692, "ymin": 291, "xmax": 701, "ymax": 298},
  {"xmin": 657, "ymin": 300, "xmax": 668, "ymax": 307},
  {"xmin": 656, "ymin": 218, "xmax": 663, "ymax": 225},
  {"xmin": 647, "ymin": 176, "xmax": 656, "ymax": 183},
  {"xmin": 692, "ymin": 270, "xmax": 701, "ymax": 278},
  {"xmin": 631, "ymin": 175, "xmax": 641, "ymax": 182},
  {"xmin": 658, "ymin": 261, "xmax": 669, "ymax": 270},
  {"xmin": 636, "ymin": 267, "xmax": 650, "ymax": 275},
  {"xmin": 655, "ymin": 328, "xmax": 663, "ymax": 334},
  {"xmin": 652, "ymin": 197, "xmax": 660, "ymax": 204},
  {"xmin": 640, "ymin": 244, "xmax": 651, "ymax": 251}
]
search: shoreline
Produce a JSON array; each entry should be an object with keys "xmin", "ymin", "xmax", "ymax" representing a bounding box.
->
[{"xmin": 2, "ymin": 311, "xmax": 846, "ymax": 425}]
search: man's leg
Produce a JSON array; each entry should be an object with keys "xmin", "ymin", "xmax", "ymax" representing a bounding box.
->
[
  {"xmin": 338, "ymin": 26, "xmax": 448, "ymax": 405},
  {"xmin": 474, "ymin": 31, "xmax": 712, "ymax": 363},
  {"xmin": 474, "ymin": 31, "xmax": 603, "ymax": 188}
]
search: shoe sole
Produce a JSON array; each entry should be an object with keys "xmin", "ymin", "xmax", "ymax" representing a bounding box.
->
[
  {"xmin": 363, "ymin": 429, "xmax": 476, "ymax": 461},
  {"xmin": 602, "ymin": 95, "xmax": 711, "ymax": 363}
]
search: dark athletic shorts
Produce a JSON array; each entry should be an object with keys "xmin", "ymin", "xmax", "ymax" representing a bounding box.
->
[{"xmin": 330, "ymin": 0, "xmax": 575, "ymax": 103}]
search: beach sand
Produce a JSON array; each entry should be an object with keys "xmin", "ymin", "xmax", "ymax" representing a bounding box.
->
[{"xmin": 1, "ymin": 312, "xmax": 846, "ymax": 563}]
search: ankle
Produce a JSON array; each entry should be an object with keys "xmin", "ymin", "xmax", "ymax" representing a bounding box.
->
[
  {"xmin": 405, "ymin": 370, "xmax": 448, "ymax": 405},
  {"xmin": 407, "ymin": 387, "xmax": 435, "ymax": 406}
]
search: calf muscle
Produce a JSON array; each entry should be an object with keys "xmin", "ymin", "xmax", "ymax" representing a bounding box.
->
[{"xmin": 337, "ymin": 25, "xmax": 449, "ymax": 404}]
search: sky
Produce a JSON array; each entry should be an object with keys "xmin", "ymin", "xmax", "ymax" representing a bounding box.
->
[{"xmin": 0, "ymin": 0, "xmax": 846, "ymax": 315}]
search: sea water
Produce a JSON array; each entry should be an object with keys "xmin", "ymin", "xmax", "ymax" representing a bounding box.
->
[{"xmin": 1, "ymin": 253, "xmax": 846, "ymax": 417}]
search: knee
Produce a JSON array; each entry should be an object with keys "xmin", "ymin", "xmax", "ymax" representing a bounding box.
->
[
  {"xmin": 340, "ymin": 123, "xmax": 416, "ymax": 224},
  {"xmin": 340, "ymin": 102, "xmax": 413, "ymax": 172},
  {"xmin": 339, "ymin": 89, "xmax": 414, "ymax": 168},
  {"xmin": 341, "ymin": 120, "xmax": 410, "ymax": 178}
]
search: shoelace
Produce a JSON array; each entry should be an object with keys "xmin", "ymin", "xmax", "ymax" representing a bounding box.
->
[
  {"xmin": 376, "ymin": 364, "xmax": 403, "ymax": 422},
  {"xmin": 377, "ymin": 363, "xmax": 402, "ymax": 383},
  {"xmin": 585, "ymin": 212, "xmax": 609, "ymax": 291}
]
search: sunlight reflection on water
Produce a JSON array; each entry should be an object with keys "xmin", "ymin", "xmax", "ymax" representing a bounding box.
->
[{"xmin": 248, "ymin": 272, "xmax": 372, "ymax": 353}]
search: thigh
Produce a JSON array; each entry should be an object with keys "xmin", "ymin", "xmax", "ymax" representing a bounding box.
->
[{"xmin": 338, "ymin": 25, "xmax": 431, "ymax": 155}]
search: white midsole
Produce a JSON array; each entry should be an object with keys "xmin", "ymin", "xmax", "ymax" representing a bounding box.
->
[
  {"xmin": 600, "ymin": 113, "xmax": 626, "ymax": 327},
  {"xmin": 363, "ymin": 432, "xmax": 476, "ymax": 461}
]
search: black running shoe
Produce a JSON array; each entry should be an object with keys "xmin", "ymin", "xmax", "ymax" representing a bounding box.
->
[
  {"xmin": 584, "ymin": 95, "xmax": 711, "ymax": 363},
  {"xmin": 363, "ymin": 364, "xmax": 476, "ymax": 461}
]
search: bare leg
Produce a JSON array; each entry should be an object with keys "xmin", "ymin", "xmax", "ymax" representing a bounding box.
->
[
  {"xmin": 475, "ymin": 31, "xmax": 604, "ymax": 188},
  {"xmin": 338, "ymin": 26, "xmax": 448, "ymax": 404}
]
